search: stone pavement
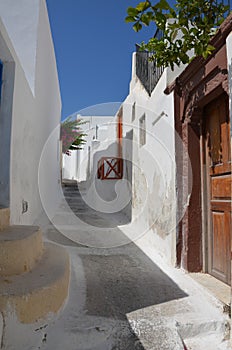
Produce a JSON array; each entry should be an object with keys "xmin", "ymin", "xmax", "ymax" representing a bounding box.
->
[{"xmin": 2, "ymin": 182, "xmax": 230, "ymax": 349}]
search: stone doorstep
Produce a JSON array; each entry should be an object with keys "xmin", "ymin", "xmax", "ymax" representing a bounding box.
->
[
  {"xmin": 176, "ymin": 318, "xmax": 230, "ymax": 341},
  {"xmin": 178, "ymin": 303, "xmax": 230, "ymax": 347},
  {"xmin": 128, "ymin": 319, "xmax": 185, "ymax": 350},
  {"xmin": 128, "ymin": 317, "xmax": 229, "ymax": 350},
  {"xmin": 127, "ymin": 285, "xmax": 230, "ymax": 350},
  {"xmin": 184, "ymin": 334, "xmax": 230, "ymax": 350},
  {"xmin": 189, "ymin": 273, "xmax": 231, "ymax": 312}
]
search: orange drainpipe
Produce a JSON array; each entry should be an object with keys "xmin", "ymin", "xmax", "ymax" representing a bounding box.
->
[{"xmin": 117, "ymin": 107, "xmax": 123, "ymax": 158}]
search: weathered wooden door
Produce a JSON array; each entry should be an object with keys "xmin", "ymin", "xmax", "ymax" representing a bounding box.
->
[{"xmin": 204, "ymin": 94, "xmax": 231, "ymax": 285}]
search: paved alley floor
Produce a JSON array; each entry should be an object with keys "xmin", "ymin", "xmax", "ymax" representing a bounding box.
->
[{"xmin": 3, "ymin": 182, "xmax": 230, "ymax": 350}]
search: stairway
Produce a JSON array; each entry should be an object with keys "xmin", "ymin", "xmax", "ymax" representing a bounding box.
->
[{"xmin": 0, "ymin": 208, "xmax": 70, "ymax": 323}]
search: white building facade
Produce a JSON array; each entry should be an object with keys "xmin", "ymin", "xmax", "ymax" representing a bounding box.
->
[
  {"xmin": 0, "ymin": 0, "xmax": 62, "ymax": 225},
  {"xmin": 62, "ymin": 115, "xmax": 115, "ymax": 182},
  {"xmin": 118, "ymin": 52, "xmax": 186, "ymax": 265}
]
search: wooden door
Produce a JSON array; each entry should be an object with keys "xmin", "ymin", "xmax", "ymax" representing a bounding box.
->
[{"xmin": 204, "ymin": 94, "xmax": 231, "ymax": 285}]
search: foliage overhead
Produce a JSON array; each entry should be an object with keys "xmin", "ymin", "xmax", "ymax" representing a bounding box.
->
[
  {"xmin": 126, "ymin": 0, "xmax": 230, "ymax": 69},
  {"xmin": 61, "ymin": 117, "xmax": 87, "ymax": 156}
]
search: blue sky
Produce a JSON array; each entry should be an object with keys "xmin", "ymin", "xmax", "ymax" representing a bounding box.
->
[{"xmin": 46, "ymin": 1, "xmax": 156, "ymax": 120}]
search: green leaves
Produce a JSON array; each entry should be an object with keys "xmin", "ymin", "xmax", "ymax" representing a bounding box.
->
[
  {"xmin": 61, "ymin": 118, "xmax": 87, "ymax": 154},
  {"xmin": 153, "ymin": 0, "xmax": 171, "ymax": 11},
  {"xmin": 202, "ymin": 44, "xmax": 216, "ymax": 59},
  {"xmin": 133, "ymin": 22, "xmax": 143, "ymax": 32},
  {"xmin": 140, "ymin": 13, "xmax": 151, "ymax": 25},
  {"xmin": 127, "ymin": 7, "xmax": 139, "ymax": 16},
  {"xmin": 136, "ymin": 1, "xmax": 151, "ymax": 11},
  {"xmin": 155, "ymin": 12, "xmax": 167, "ymax": 29},
  {"xmin": 125, "ymin": 16, "xmax": 137, "ymax": 23},
  {"xmin": 126, "ymin": 2, "xmax": 153, "ymax": 30},
  {"xmin": 125, "ymin": 0, "xmax": 229, "ymax": 69}
]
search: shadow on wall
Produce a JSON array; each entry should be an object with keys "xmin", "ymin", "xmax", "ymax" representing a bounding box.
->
[{"xmin": 0, "ymin": 33, "xmax": 15, "ymax": 208}]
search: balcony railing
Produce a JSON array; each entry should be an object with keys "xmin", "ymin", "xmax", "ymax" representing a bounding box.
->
[
  {"xmin": 97, "ymin": 157, "xmax": 123, "ymax": 180},
  {"xmin": 136, "ymin": 29, "xmax": 164, "ymax": 96},
  {"xmin": 135, "ymin": 3, "xmax": 230, "ymax": 96}
]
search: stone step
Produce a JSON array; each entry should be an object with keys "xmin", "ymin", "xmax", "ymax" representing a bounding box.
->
[
  {"xmin": 0, "ymin": 242, "xmax": 70, "ymax": 323},
  {"xmin": 0, "ymin": 208, "xmax": 10, "ymax": 230},
  {"xmin": 183, "ymin": 334, "xmax": 230, "ymax": 350},
  {"xmin": 177, "ymin": 317, "xmax": 229, "ymax": 341},
  {"xmin": 0, "ymin": 226, "xmax": 43, "ymax": 276}
]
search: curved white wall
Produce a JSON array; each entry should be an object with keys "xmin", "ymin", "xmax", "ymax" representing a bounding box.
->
[{"xmin": 0, "ymin": 0, "xmax": 61, "ymax": 224}]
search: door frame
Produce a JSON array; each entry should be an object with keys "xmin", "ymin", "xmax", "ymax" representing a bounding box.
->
[
  {"xmin": 169, "ymin": 15, "xmax": 232, "ymax": 275},
  {"xmin": 0, "ymin": 32, "xmax": 15, "ymax": 209}
]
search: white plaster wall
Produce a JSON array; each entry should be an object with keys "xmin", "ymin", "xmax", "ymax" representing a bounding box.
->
[
  {"xmin": 0, "ymin": 0, "xmax": 40, "ymax": 94},
  {"xmin": 121, "ymin": 60, "xmax": 177, "ymax": 265},
  {"xmin": 64, "ymin": 114, "xmax": 129, "ymax": 215},
  {"xmin": 80, "ymin": 116, "xmax": 116, "ymax": 182},
  {"xmin": 0, "ymin": 0, "xmax": 61, "ymax": 224},
  {"xmin": 88, "ymin": 121, "xmax": 121, "ymax": 209},
  {"xmin": 62, "ymin": 115, "xmax": 116, "ymax": 182},
  {"xmin": 62, "ymin": 151, "xmax": 78, "ymax": 180}
]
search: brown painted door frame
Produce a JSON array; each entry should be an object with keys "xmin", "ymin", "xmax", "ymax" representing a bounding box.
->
[{"xmin": 202, "ymin": 94, "xmax": 231, "ymax": 285}]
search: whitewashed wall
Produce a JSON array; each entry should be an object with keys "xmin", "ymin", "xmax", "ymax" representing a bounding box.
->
[
  {"xmin": 0, "ymin": 0, "xmax": 61, "ymax": 224},
  {"xmin": 62, "ymin": 113, "xmax": 133, "ymax": 218},
  {"xmin": 84, "ymin": 117, "xmax": 122, "ymax": 213},
  {"xmin": 62, "ymin": 116, "xmax": 115, "ymax": 181},
  {"xmin": 62, "ymin": 151, "xmax": 78, "ymax": 180},
  {"xmin": 119, "ymin": 54, "xmax": 177, "ymax": 265},
  {"xmin": 114, "ymin": 51, "xmax": 189, "ymax": 265}
]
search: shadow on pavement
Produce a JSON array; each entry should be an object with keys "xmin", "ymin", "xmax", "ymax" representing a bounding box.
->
[{"xmin": 59, "ymin": 181, "xmax": 188, "ymax": 349}]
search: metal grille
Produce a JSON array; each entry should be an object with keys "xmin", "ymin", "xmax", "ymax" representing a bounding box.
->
[{"xmin": 136, "ymin": 29, "xmax": 164, "ymax": 96}]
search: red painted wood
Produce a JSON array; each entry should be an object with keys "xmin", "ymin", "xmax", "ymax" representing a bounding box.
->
[{"xmin": 97, "ymin": 157, "xmax": 123, "ymax": 180}]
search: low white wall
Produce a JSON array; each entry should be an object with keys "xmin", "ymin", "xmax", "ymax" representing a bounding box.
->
[
  {"xmin": 0, "ymin": 0, "xmax": 61, "ymax": 224},
  {"xmin": 62, "ymin": 151, "xmax": 78, "ymax": 180}
]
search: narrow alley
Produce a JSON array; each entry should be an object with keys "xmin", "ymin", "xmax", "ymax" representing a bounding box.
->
[
  {"xmin": 0, "ymin": 3, "xmax": 231, "ymax": 349},
  {"xmin": 3, "ymin": 181, "xmax": 228, "ymax": 350}
]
